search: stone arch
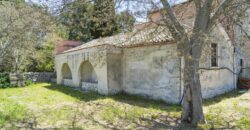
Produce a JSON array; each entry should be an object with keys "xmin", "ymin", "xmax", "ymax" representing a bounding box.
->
[
  {"xmin": 78, "ymin": 61, "xmax": 98, "ymax": 91},
  {"xmin": 79, "ymin": 61, "xmax": 98, "ymax": 83},
  {"xmin": 61, "ymin": 63, "xmax": 74, "ymax": 87},
  {"xmin": 61, "ymin": 63, "xmax": 72, "ymax": 79}
]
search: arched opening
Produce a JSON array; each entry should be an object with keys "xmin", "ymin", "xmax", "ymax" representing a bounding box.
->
[
  {"xmin": 79, "ymin": 61, "xmax": 98, "ymax": 91},
  {"xmin": 61, "ymin": 63, "xmax": 73, "ymax": 86}
]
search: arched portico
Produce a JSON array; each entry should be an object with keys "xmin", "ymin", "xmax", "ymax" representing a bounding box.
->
[
  {"xmin": 61, "ymin": 63, "xmax": 73, "ymax": 86},
  {"xmin": 78, "ymin": 61, "xmax": 98, "ymax": 91}
]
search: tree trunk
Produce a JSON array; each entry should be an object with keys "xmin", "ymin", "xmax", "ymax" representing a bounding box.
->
[{"xmin": 181, "ymin": 42, "xmax": 204, "ymax": 125}]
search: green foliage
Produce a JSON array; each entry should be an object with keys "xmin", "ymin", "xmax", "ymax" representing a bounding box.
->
[
  {"xmin": 31, "ymin": 35, "xmax": 56, "ymax": 72},
  {"xmin": 90, "ymin": 0, "xmax": 118, "ymax": 39},
  {"xmin": 59, "ymin": 0, "xmax": 135, "ymax": 42},
  {"xmin": 116, "ymin": 11, "xmax": 136, "ymax": 33},
  {"xmin": 0, "ymin": 73, "xmax": 10, "ymax": 88},
  {"xmin": 0, "ymin": 98, "xmax": 28, "ymax": 126},
  {"xmin": 236, "ymin": 117, "xmax": 250, "ymax": 129},
  {"xmin": 0, "ymin": 1, "xmax": 56, "ymax": 72},
  {"xmin": 60, "ymin": 0, "xmax": 93, "ymax": 42},
  {"xmin": 24, "ymin": 79, "xmax": 33, "ymax": 86}
]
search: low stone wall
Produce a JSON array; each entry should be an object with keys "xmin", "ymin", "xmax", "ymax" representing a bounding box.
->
[
  {"xmin": 63, "ymin": 79, "xmax": 73, "ymax": 87},
  {"xmin": 8, "ymin": 72, "xmax": 56, "ymax": 86},
  {"xmin": 81, "ymin": 82, "xmax": 98, "ymax": 92},
  {"xmin": 24, "ymin": 72, "xmax": 56, "ymax": 82}
]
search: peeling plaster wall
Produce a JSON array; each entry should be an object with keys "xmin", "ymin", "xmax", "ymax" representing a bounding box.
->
[
  {"xmin": 235, "ymin": 9, "xmax": 250, "ymax": 79},
  {"xmin": 55, "ymin": 45, "xmax": 109, "ymax": 95},
  {"xmin": 106, "ymin": 46, "xmax": 123, "ymax": 94},
  {"xmin": 200, "ymin": 24, "xmax": 235, "ymax": 98},
  {"xmin": 122, "ymin": 44, "xmax": 182, "ymax": 103},
  {"xmin": 55, "ymin": 24, "xmax": 236, "ymax": 103}
]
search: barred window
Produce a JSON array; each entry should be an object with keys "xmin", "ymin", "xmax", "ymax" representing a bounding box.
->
[{"xmin": 211, "ymin": 43, "xmax": 218, "ymax": 67}]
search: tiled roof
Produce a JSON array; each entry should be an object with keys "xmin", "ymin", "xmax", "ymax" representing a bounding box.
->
[
  {"xmin": 56, "ymin": 40, "xmax": 83, "ymax": 54},
  {"xmin": 64, "ymin": 27, "xmax": 174, "ymax": 53},
  {"xmin": 62, "ymin": 0, "xmax": 195, "ymax": 54}
]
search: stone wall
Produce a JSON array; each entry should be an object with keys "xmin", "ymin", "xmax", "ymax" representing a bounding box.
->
[
  {"xmin": 122, "ymin": 44, "xmax": 182, "ymax": 103},
  {"xmin": 55, "ymin": 24, "xmax": 237, "ymax": 103},
  {"xmin": 200, "ymin": 69, "xmax": 235, "ymax": 98},
  {"xmin": 235, "ymin": 9, "xmax": 250, "ymax": 79},
  {"xmin": 8, "ymin": 72, "xmax": 56, "ymax": 86},
  {"xmin": 82, "ymin": 82, "xmax": 98, "ymax": 92},
  {"xmin": 55, "ymin": 45, "xmax": 110, "ymax": 94},
  {"xmin": 24, "ymin": 72, "xmax": 56, "ymax": 82},
  {"xmin": 107, "ymin": 46, "xmax": 123, "ymax": 94},
  {"xmin": 199, "ymin": 23, "xmax": 236, "ymax": 98}
]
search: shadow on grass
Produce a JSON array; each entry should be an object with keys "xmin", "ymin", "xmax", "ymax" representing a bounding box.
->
[
  {"xmin": 43, "ymin": 83, "xmax": 106, "ymax": 102},
  {"xmin": 43, "ymin": 83, "xmax": 181, "ymax": 111},
  {"xmin": 2, "ymin": 83, "xmax": 230, "ymax": 129},
  {"xmin": 23, "ymin": 83, "xmax": 247, "ymax": 130},
  {"xmin": 41, "ymin": 83, "xmax": 204, "ymax": 129},
  {"xmin": 203, "ymin": 89, "xmax": 246, "ymax": 106}
]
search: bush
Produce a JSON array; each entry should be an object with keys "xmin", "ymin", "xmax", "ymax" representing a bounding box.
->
[
  {"xmin": 24, "ymin": 79, "xmax": 33, "ymax": 86},
  {"xmin": 0, "ymin": 73, "xmax": 10, "ymax": 88}
]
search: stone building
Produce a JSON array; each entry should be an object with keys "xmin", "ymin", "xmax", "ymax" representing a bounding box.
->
[
  {"xmin": 234, "ymin": 8, "xmax": 250, "ymax": 79},
  {"xmin": 55, "ymin": 1, "xmax": 245, "ymax": 103}
]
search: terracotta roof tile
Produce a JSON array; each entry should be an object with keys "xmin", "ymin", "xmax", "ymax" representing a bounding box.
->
[{"xmin": 63, "ymin": 27, "xmax": 174, "ymax": 53}]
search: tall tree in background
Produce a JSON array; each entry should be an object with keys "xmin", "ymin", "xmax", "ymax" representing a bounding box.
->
[
  {"xmin": 60, "ymin": 0, "xmax": 93, "ymax": 42},
  {"xmin": 116, "ymin": 11, "xmax": 135, "ymax": 33},
  {"xmin": 91, "ymin": 0, "xmax": 118, "ymax": 38}
]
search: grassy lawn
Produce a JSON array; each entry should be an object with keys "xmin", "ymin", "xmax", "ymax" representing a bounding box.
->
[{"xmin": 0, "ymin": 83, "xmax": 249, "ymax": 129}]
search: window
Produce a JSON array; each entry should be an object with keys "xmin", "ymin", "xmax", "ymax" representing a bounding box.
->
[
  {"xmin": 211, "ymin": 43, "xmax": 218, "ymax": 67},
  {"xmin": 240, "ymin": 59, "xmax": 243, "ymax": 73},
  {"xmin": 240, "ymin": 59, "xmax": 243, "ymax": 67}
]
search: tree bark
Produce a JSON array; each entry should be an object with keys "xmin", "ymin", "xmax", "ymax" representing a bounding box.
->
[{"xmin": 181, "ymin": 40, "xmax": 204, "ymax": 125}]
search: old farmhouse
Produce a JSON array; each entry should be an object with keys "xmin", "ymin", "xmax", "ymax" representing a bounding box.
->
[{"xmin": 55, "ymin": 1, "xmax": 249, "ymax": 103}]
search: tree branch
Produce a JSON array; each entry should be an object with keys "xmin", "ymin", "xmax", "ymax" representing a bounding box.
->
[
  {"xmin": 193, "ymin": 0, "xmax": 201, "ymax": 11},
  {"xmin": 160, "ymin": 0, "xmax": 187, "ymax": 37},
  {"xmin": 208, "ymin": 0, "xmax": 234, "ymax": 29}
]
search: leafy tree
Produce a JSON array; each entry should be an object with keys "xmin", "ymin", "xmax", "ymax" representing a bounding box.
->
[
  {"xmin": 90, "ymin": 0, "xmax": 118, "ymax": 38},
  {"xmin": 0, "ymin": 1, "xmax": 55, "ymax": 72},
  {"xmin": 60, "ymin": 0, "xmax": 93, "ymax": 42},
  {"xmin": 116, "ymin": 11, "xmax": 135, "ymax": 33}
]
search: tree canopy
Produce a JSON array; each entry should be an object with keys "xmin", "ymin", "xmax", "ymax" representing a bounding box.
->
[
  {"xmin": 59, "ymin": 0, "xmax": 135, "ymax": 42},
  {"xmin": 0, "ymin": 1, "xmax": 58, "ymax": 72}
]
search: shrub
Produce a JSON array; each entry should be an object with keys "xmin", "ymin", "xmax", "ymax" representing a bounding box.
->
[
  {"xmin": 24, "ymin": 79, "xmax": 33, "ymax": 86},
  {"xmin": 0, "ymin": 73, "xmax": 10, "ymax": 88}
]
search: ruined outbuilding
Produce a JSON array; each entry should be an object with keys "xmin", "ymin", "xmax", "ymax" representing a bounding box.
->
[{"xmin": 55, "ymin": 1, "xmax": 246, "ymax": 103}]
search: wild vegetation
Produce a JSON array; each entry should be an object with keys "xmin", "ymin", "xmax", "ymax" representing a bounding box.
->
[
  {"xmin": 0, "ymin": 0, "xmax": 58, "ymax": 72},
  {"xmin": 0, "ymin": 83, "xmax": 249, "ymax": 129}
]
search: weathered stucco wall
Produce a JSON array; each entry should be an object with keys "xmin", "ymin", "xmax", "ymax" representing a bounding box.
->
[
  {"xmin": 55, "ymin": 24, "xmax": 237, "ymax": 103},
  {"xmin": 55, "ymin": 45, "xmax": 109, "ymax": 95},
  {"xmin": 122, "ymin": 44, "xmax": 182, "ymax": 103},
  {"xmin": 200, "ymin": 24, "xmax": 235, "ymax": 98},
  {"xmin": 107, "ymin": 46, "xmax": 123, "ymax": 94},
  {"xmin": 242, "ymin": 48, "xmax": 250, "ymax": 79},
  {"xmin": 235, "ymin": 9, "xmax": 250, "ymax": 79},
  {"xmin": 200, "ymin": 69, "xmax": 235, "ymax": 98}
]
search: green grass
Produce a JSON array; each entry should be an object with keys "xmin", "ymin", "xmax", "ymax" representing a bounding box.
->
[{"xmin": 0, "ymin": 83, "xmax": 249, "ymax": 129}]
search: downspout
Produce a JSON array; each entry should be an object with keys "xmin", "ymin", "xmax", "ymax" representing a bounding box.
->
[
  {"xmin": 179, "ymin": 56, "xmax": 184, "ymax": 104},
  {"xmin": 233, "ymin": 47, "xmax": 236, "ymax": 90}
]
